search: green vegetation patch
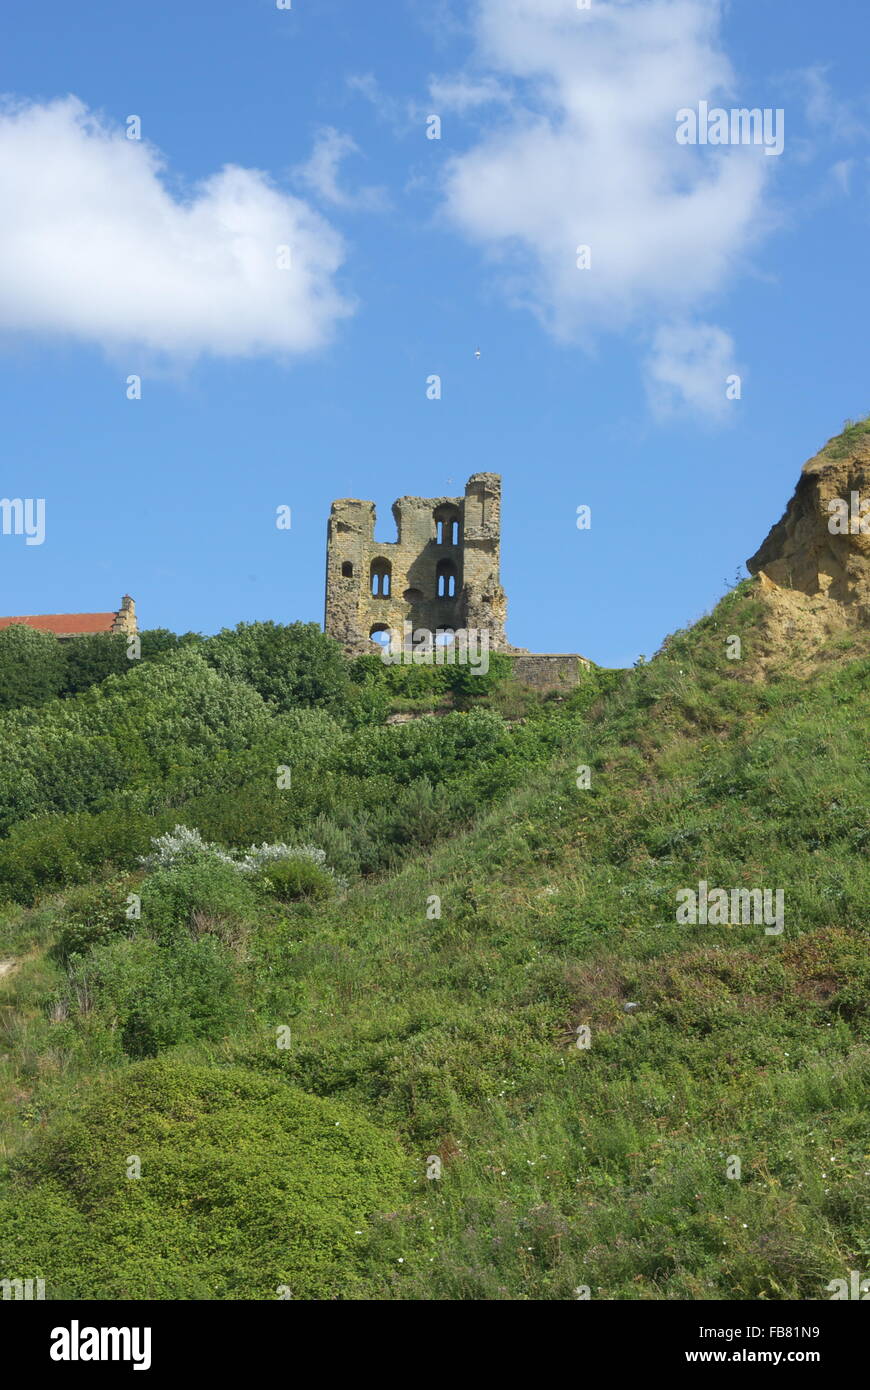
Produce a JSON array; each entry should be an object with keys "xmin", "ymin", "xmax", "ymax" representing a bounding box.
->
[{"xmin": 0, "ymin": 1060, "xmax": 409, "ymax": 1299}]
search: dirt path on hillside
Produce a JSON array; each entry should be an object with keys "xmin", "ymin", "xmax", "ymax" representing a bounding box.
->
[{"xmin": 0, "ymin": 957, "xmax": 17, "ymax": 980}]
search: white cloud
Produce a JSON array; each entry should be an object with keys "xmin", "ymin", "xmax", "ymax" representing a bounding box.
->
[
  {"xmin": 346, "ymin": 74, "xmax": 409, "ymax": 131},
  {"xmin": 0, "ymin": 97, "xmax": 354, "ymax": 359},
  {"xmin": 437, "ymin": 0, "xmax": 775, "ymax": 410},
  {"xmin": 428, "ymin": 75, "xmax": 509, "ymax": 114},
  {"xmin": 644, "ymin": 321, "xmax": 738, "ymax": 420},
  {"xmin": 294, "ymin": 126, "xmax": 388, "ymax": 210}
]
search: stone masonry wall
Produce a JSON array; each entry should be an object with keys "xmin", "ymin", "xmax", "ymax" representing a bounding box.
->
[
  {"xmin": 325, "ymin": 473, "xmax": 508, "ymax": 656},
  {"xmin": 510, "ymin": 654, "xmax": 591, "ymax": 690}
]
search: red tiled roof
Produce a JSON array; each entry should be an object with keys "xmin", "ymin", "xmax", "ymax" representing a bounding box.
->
[{"xmin": 0, "ymin": 613, "xmax": 116, "ymax": 635}]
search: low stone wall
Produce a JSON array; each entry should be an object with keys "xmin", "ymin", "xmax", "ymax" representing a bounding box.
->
[{"xmin": 510, "ymin": 653, "xmax": 590, "ymax": 690}]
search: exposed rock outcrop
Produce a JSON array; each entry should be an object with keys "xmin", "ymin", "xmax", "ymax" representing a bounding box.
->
[{"xmin": 745, "ymin": 422, "xmax": 870, "ymax": 666}]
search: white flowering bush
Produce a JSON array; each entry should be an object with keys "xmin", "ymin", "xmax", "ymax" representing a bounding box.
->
[
  {"xmin": 140, "ymin": 825, "xmax": 343, "ymax": 892},
  {"xmin": 141, "ymin": 825, "xmax": 236, "ymax": 871},
  {"xmin": 237, "ymin": 841, "xmax": 328, "ymax": 873}
]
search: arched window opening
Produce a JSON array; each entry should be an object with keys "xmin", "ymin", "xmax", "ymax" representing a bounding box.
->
[
  {"xmin": 341, "ymin": 561, "xmax": 353, "ymax": 578},
  {"xmin": 434, "ymin": 504, "xmax": 460, "ymax": 547},
  {"xmin": 436, "ymin": 559, "xmax": 458, "ymax": 599},
  {"xmin": 369, "ymin": 624, "xmax": 391, "ymax": 649},
  {"xmin": 370, "ymin": 558, "xmax": 391, "ymax": 598}
]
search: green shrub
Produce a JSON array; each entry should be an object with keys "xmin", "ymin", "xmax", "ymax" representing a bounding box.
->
[
  {"xmin": 139, "ymin": 860, "xmax": 259, "ymax": 939},
  {"xmin": 52, "ymin": 879, "xmax": 133, "ymax": 961},
  {"xmin": 339, "ymin": 708, "xmax": 506, "ymax": 785},
  {"xmin": 564, "ymin": 663, "xmax": 626, "ymax": 716},
  {"xmin": 348, "ymin": 650, "xmax": 513, "ymax": 708},
  {"xmin": 60, "ymin": 632, "xmax": 130, "ymax": 697},
  {"xmin": 338, "ymin": 683, "xmax": 391, "ymax": 728},
  {"xmin": 0, "ymin": 649, "xmax": 274, "ymax": 834},
  {"xmin": 0, "ymin": 1060, "xmax": 409, "ymax": 1298},
  {"xmin": 0, "ymin": 628, "xmax": 205, "ymax": 710},
  {"xmin": 0, "ymin": 808, "xmax": 168, "ymax": 903},
  {"xmin": 383, "ymin": 779, "xmax": 468, "ymax": 847},
  {"xmin": 0, "ymin": 624, "xmax": 66, "ymax": 711},
  {"xmin": 444, "ymin": 650, "xmax": 513, "ymax": 706},
  {"xmin": 202, "ymin": 621, "xmax": 349, "ymax": 711},
  {"xmin": 61, "ymin": 933, "xmax": 244, "ymax": 1056},
  {"xmin": 348, "ymin": 652, "xmax": 449, "ymax": 699},
  {"xmin": 139, "ymin": 628, "xmax": 203, "ymax": 661},
  {"xmin": 257, "ymin": 855, "xmax": 336, "ymax": 902}
]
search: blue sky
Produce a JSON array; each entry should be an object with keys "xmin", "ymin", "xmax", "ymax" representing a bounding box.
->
[{"xmin": 0, "ymin": 0, "xmax": 868, "ymax": 666}]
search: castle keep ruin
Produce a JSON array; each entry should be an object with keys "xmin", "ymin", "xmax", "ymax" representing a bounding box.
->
[
  {"xmin": 324, "ymin": 473, "xmax": 590, "ymax": 688},
  {"xmin": 325, "ymin": 473, "xmax": 509, "ymax": 656}
]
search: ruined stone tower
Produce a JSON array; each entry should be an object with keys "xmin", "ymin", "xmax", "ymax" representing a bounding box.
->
[{"xmin": 324, "ymin": 473, "xmax": 508, "ymax": 655}]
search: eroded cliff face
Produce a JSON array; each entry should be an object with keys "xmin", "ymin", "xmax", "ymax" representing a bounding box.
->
[
  {"xmin": 748, "ymin": 429, "xmax": 870, "ymax": 611},
  {"xmin": 745, "ymin": 425, "xmax": 870, "ymax": 666}
]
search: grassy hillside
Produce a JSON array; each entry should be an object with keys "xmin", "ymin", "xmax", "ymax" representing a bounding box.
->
[{"xmin": 0, "ymin": 580, "xmax": 867, "ymax": 1299}]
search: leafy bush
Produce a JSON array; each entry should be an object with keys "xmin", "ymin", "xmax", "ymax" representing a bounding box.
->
[
  {"xmin": 0, "ymin": 627, "xmax": 206, "ymax": 713},
  {"xmin": 350, "ymin": 653, "xmax": 449, "ymax": 698},
  {"xmin": 52, "ymin": 879, "xmax": 133, "ymax": 961},
  {"xmin": 60, "ymin": 632, "xmax": 130, "ymax": 697},
  {"xmin": 349, "ymin": 649, "xmax": 514, "ymax": 709},
  {"xmin": 382, "ymin": 778, "xmax": 469, "ymax": 848},
  {"xmin": 0, "ymin": 648, "xmax": 274, "ymax": 833},
  {"xmin": 139, "ymin": 859, "xmax": 259, "ymax": 939},
  {"xmin": 304, "ymin": 810, "xmax": 393, "ymax": 880},
  {"xmin": 140, "ymin": 825, "xmax": 343, "ymax": 895},
  {"xmin": 202, "ymin": 621, "xmax": 349, "ymax": 711},
  {"xmin": 0, "ymin": 808, "xmax": 169, "ymax": 903},
  {"xmin": 444, "ymin": 650, "xmax": 513, "ymax": 706},
  {"xmin": 60, "ymin": 934, "xmax": 245, "ymax": 1057},
  {"xmin": 257, "ymin": 855, "xmax": 336, "ymax": 902},
  {"xmin": 0, "ymin": 624, "xmax": 66, "ymax": 710},
  {"xmin": 139, "ymin": 628, "xmax": 203, "ymax": 661},
  {"xmin": 338, "ymin": 708, "xmax": 506, "ymax": 785},
  {"xmin": 240, "ymin": 840, "xmax": 336, "ymax": 875},
  {"xmin": 338, "ymin": 682, "xmax": 391, "ymax": 728},
  {"xmin": 140, "ymin": 824, "xmax": 240, "ymax": 871},
  {"xmin": 0, "ymin": 1060, "xmax": 409, "ymax": 1297},
  {"xmin": 564, "ymin": 663, "xmax": 626, "ymax": 716}
]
